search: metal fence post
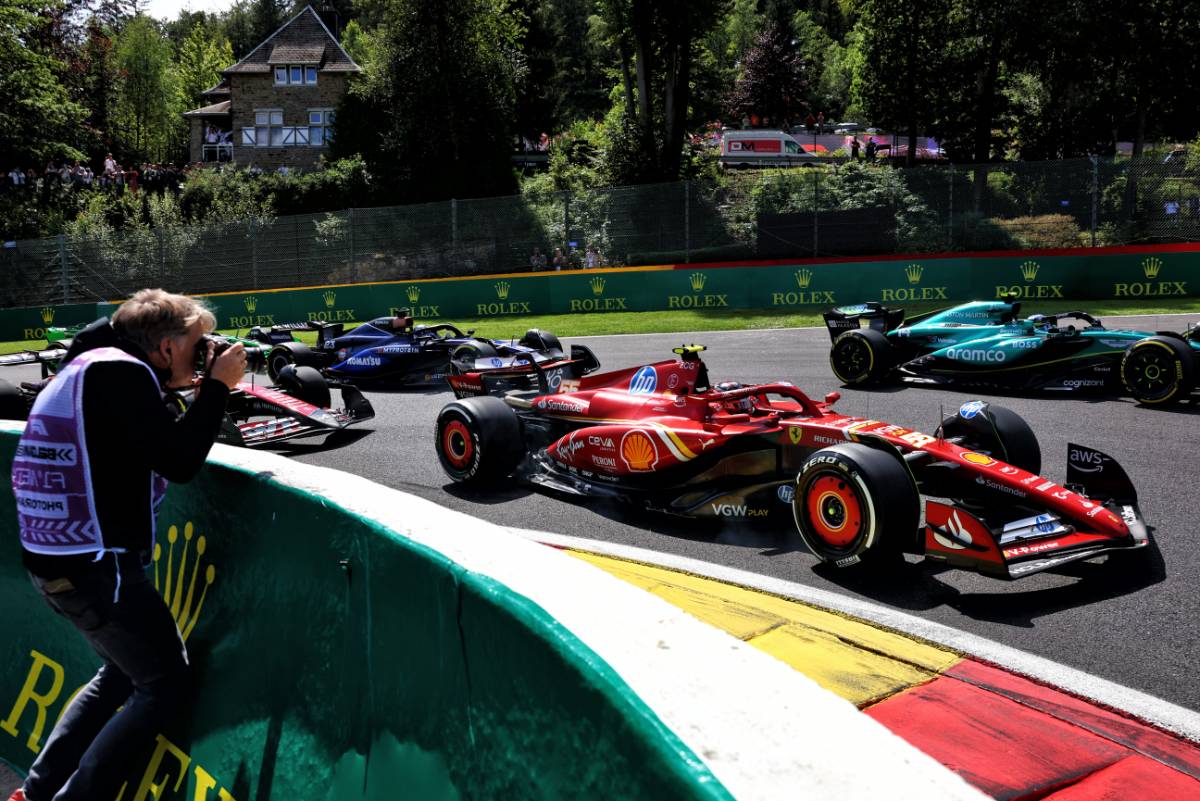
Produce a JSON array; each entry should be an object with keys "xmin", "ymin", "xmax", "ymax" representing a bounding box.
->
[
  {"xmin": 451, "ymin": 199, "xmax": 458, "ymax": 248},
  {"xmin": 157, "ymin": 228, "xmax": 165, "ymax": 281},
  {"xmin": 948, "ymin": 164, "xmax": 955, "ymax": 249},
  {"xmin": 563, "ymin": 191, "xmax": 571, "ymax": 253},
  {"xmin": 347, "ymin": 208, "xmax": 356, "ymax": 283},
  {"xmin": 684, "ymin": 180, "xmax": 691, "ymax": 263},
  {"xmin": 249, "ymin": 219, "xmax": 259, "ymax": 290},
  {"xmin": 812, "ymin": 169, "xmax": 819, "ymax": 257},
  {"xmin": 57, "ymin": 235, "xmax": 69, "ymax": 304},
  {"xmin": 1090, "ymin": 156, "xmax": 1099, "ymax": 247}
]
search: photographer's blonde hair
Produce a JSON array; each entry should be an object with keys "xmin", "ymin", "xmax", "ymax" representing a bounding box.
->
[{"xmin": 111, "ymin": 289, "xmax": 216, "ymax": 355}]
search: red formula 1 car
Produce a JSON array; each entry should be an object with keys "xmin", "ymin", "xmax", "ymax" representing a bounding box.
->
[{"xmin": 434, "ymin": 346, "xmax": 1151, "ymax": 579}]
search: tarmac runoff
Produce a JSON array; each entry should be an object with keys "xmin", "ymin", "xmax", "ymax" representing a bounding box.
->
[{"xmin": 515, "ymin": 529, "xmax": 1200, "ymax": 801}]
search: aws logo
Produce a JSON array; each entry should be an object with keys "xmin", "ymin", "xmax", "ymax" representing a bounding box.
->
[
  {"xmin": 771, "ymin": 267, "xmax": 836, "ymax": 306},
  {"xmin": 570, "ymin": 274, "xmax": 628, "ymax": 312},
  {"xmin": 669, "ymin": 271, "xmax": 727, "ymax": 309},
  {"xmin": 881, "ymin": 263, "xmax": 948, "ymax": 301},
  {"xmin": 1, "ymin": 521, "xmax": 235, "ymax": 799},
  {"xmin": 1113, "ymin": 257, "xmax": 1187, "ymax": 298},
  {"xmin": 995, "ymin": 260, "xmax": 1064, "ymax": 299}
]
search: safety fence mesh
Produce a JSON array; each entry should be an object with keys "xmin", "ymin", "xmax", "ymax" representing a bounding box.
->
[{"xmin": 1, "ymin": 155, "xmax": 1196, "ymax": 307}]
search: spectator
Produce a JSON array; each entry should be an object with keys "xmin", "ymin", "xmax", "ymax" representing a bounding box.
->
[
  {"xmin": 805, "ymin": 113, "xmax": 816, "ymax": 132},
  {"xmin": 817, "ymin": 111, "xmax": 825, "ymax": 135},
  {"xmin": 865, "ymin": 139, "xmax": 877, "ymax": 161},
  {"xmin": 850, "ymin": 138, "xmax": 860, "ymax": 161},
  {"xmin": 8, "ymin": 167, "xmax": 24, "ymax": 187},
  {"xmin": 529, "ymin": 246, "xmax": 547, "ymax": 271},
  {"xmin": 750, "ymin": 113, "xmax": 761, "ymax": 128},
  {"xmin": 103, "ymin": 153, "xmax": 117, "ymax": 177},
  {"xmin": 552, "ymin": 247, "xmax": 566, "ymax": 271},
  {"xmin": 585, "ymin": 245, "xmax": 600, "ymax": 269},
  {"xmin": 25, "ymin": 168, "xmax": 37, "ymax": 187},
  {"xmin": 741, "ymin": 114, "xmax": 751, "ymax": 130}
]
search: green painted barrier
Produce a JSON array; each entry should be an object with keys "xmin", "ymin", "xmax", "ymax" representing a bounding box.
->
[
  {"xmin": 5, "ymin": 246, "xmax": 1195, "ymax": 342},
  {"xmin": 0, "ymin": 429, "xmax": 736, "ymax": 801}
]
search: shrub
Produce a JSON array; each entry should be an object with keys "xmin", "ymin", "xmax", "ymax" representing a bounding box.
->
[{"xmin": 994, "ymin": 214, "xmax": 1083, "ymax": 249}]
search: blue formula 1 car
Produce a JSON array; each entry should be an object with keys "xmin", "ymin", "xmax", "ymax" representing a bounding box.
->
[
  {"xmin": 257, "ymin": 314, "xmax": 601, "ymax": 388},
  {"xmin": 824, "ymin": 297, "xmax": 1200, "ymax": 405}
]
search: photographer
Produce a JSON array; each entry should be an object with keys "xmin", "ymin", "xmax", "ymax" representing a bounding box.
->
[{"xmin": 9, "ymin": 289, "xmax": 245, "ymax": 801}]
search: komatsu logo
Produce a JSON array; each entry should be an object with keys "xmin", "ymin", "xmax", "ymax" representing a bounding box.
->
[{"xmin": 946, "ymin": 347, "xmax": 1006, "ymax": 362}]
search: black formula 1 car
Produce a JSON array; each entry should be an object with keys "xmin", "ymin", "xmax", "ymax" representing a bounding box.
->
[
  {"xmin": 434, "ymin": 346, "xmax": 1151, "ymax": 580},
  {"xmin": 259, "ymin": 315, "xmax": 600, "ymax": 389},
  {"xmin": 824, "ymin": 297, "xmax": 1200, "ymax": 405}
]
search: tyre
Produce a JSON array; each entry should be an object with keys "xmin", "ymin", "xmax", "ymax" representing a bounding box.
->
[
  {"xmin": 519, "ymin": 328, "xmax": 562, "ymax": 354},
  {"xmin": 276, "ymin": 365, "xmax": 331, "ymax": 408},
  {"xmin": 1120, "ymin": 336, "xmax": 1196, "ymax": 405},
  {"xmin": 450, "ymin": 341, "xmax": 501, "ymax": 374},
  {"xmin": 435, "ymin": 397, "xmax": 524, "ymax": 483},
  {"xmin": 0, "ymin": 380, "xmax": 27, "ymax": 420},
  {"xmin": 792, "ymin": 443, "xmax": 919, "ymax": 568},
  {"xmin": 267, "ymin": 342, "xmax": 316, "ymax": 382},
  {"xmin": 829, "ymin": 328, "xmax": 892, "ymax": 385},
  {"xmin": 939, "ymin": 402, "xmax": 1041, "ymax": 475}
]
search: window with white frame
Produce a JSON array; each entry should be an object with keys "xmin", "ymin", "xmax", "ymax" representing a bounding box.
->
[
  {"xmin": 243, "ymin": 109, "xmax": 282, "ymax": 147},
  {"xmin": 308, "ymin": 109, "xmax": 335, "ymax": 147},
  {"xmin": 274, "ymin": 65, "xmax": 318, "ymax": 85}
]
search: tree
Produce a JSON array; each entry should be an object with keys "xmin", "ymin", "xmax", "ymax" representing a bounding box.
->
[
  {"xmin": 175, "ymin": 22, "xmax": 233, "ymax": 109},
  {"xmin": 334, "ymin": 0, "xmax": 525, "ymax": 202},
  {"xmin": 113, "ymin": 14, "xmax": 180, "ymax": 162},
  {"xmin": 0, "ymin": 0, "xmax": 88, "ymax": 166},
  {"xmin": 726, "ymin": 22, "xmax": 811, "ymax": 129}
]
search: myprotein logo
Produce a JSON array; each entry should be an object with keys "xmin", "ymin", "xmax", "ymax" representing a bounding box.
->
[
  {"xmin": 570, "ymin": 275, "xmax": 627, "ymax": 312},
  {"xmin": 995, "ymin": 260, "xmax": 1063, "ymax": 299},
  {"xmin": 669, "ymin": 271, "xmax": 727, "ymax": 309},
  {"xmin": 1113, "ymin": 257, "xmax": 1187, "ymax": 298},
  {"xmin": 771, "ymin": 268, "xmax": 836, "ymax": 306},
  {"xmin": 881, "ymin": 263, "xmax": 947, "ymax": 302}
]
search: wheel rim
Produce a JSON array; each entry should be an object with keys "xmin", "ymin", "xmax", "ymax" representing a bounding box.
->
[
  {"xmin": 1125, "ymin": 345, "xmax": 1179, "ymax": 401},
  {"xmin": 832, "ymin": 335, "xmax": 872, "ymax": 382},
  {"xmin": 442, "ymin": 419, "xmax": 474, "ymax": 469},
  {"xmin": 805, "ymin": 474, "xmax": 863, "ymax": 548},
  {"xmin": 270, "ymin": 353, "xmax": 292, "ymax": 379}
]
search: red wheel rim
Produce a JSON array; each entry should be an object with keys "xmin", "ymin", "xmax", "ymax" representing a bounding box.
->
[
  {"xmin": 806, "ymin": 475, "xmax": 863, "ymax": 547},
  {"xmin": 442, "ymin": 420, "xmax": 474, "ymax": 469}
]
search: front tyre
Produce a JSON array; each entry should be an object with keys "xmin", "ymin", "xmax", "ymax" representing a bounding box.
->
[
  {"xmin": 435, "ymin": 396, "xmax": 524, "ymax": 484},
  {"xmin": 276, "ymin": 365, "xmax": 331, "ymax": 408},
  {"xmin": 519, "ymin": 328, "xmax": 562, "ymax": 354},
  {"xmin": 939, "ymin": 402, "xmax": 1041, "ymax": 475},
  {"xmin": 829, "ymin": 328, "xmax": 892, "ymax": 385},
  {"xmin": 1121, "ymin": 336, "xmax": 1195, "ymax": 405},
  {"xmin": 792, "ymin": 443, "xmax": 918, "ymax": 568}
]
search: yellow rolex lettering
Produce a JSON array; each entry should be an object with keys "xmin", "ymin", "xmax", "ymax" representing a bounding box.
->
[
  {"xmin": 132, "ymin": 734, "xmax": 191, "ymax": 801},
  {"xmin": 192, "ymin": 764, "xmax": 237, "ymax": 801},
  {"xmin": 1, "ymin": 650, "xmax": 66, "ymax": 753}
]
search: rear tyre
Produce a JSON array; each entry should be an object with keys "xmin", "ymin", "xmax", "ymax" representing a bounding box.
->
[
  {"xmin": 0, "ymin": 380, "xmax": 27, "ymax": 420},
  {"xmin": 436, "ymin": 397, "xmax": 524, "ymax": 483},
  {"xmin": 940, "ymin": 402, "xmax": 1041, "ymax": 475},
  {"xmin": 519, "ymin": 328, "xmax": 562, "ymax": 354},
  {"xmin": 829, "ymin": 328, "xmax": 892, "ymax": 385},
  {"xmin": 1121, "ymin": 336, "xmax": 1195, "ymax": 405},
  {"xmin": 450, "ymin": 341, "xmax": 501, "ymax": 375},
  {"xmin": 792, "ymin": 443, "xmax": 918, "ymax": 568},
  {"xmin": 276, "ymin": 365, "xmax": 331, "ymax": 408},
  {"xmin": 267, "ymin": 342, "xmax": 317, "ymax": 382}
]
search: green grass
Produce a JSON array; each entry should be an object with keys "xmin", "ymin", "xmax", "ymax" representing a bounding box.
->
[{"xmin": 3, "ymin": 298, "xmax": 1197, "ymax": 355}]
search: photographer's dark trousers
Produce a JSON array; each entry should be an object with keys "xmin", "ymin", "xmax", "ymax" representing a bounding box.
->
[{"xmin": 22, "ymin": 553, "xmax": 191, "ymax": 801}]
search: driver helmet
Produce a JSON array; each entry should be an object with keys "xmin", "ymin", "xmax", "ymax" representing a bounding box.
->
[{"xmin": 714, "ymin": 381, "xmax": 755, "ymax": 412}]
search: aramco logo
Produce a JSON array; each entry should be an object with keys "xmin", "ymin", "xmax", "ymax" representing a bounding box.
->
[{"xmin": 153, "ymin": 521, "xmax": 216, "ymax": 644}]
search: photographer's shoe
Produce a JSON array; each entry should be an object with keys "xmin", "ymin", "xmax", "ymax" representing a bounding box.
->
[{"xmin": 7, "ymin": 789, "xmax": 25, "ymax": 801}]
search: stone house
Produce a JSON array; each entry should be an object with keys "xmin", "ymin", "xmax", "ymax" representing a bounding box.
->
[{"xmin": 182, "ymin": 5, "xmax": 360, "ymax": 169}]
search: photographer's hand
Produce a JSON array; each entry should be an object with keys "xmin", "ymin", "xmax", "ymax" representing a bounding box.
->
[{"xmin": 209, "ymin": 342, "xmax": 247, "ymax": 389}]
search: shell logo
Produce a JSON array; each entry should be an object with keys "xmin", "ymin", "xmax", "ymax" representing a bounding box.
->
[
  {"xmin": 962, "ymin": 451, "xmax": 996, "ymax": 467},
  {"xmin": 621, "ymin": 430, "xmax": 659, "ymax": 471}
]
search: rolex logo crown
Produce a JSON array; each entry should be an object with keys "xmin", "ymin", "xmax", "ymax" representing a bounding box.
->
[
  {"xmin": 795, "ymin": 268, "xmax": 813, "ymax": 289},
  {"xmin": 1019, "ymin": 261, "xmax": 1040, "ymax": 282},
  {"xmin": 243, "ymin": 295, "xmax": 257, "ymax": 313},
  {"xmin": 322, "ymin": 290, "xmax": 336, "ymax": 308},
  {"xmin": 494, "ymin": 281, "xmax": 511, "ymax": 299},
  {"xmin": 39, "ymin": 306, "xmax": 55, "ymax": 324},
  {"xmin": 406, "ymin": 285, "xmax": 420, "ymax": 303},
  {"xmin": 905, "ymin": 263, "xmax": 924, "ymax": 284},
  {"xmin": 1143, "ymin": 257, "xmax": 1162, "ymax": 279},
  {"xmin": 689, "ymin": 272, "xmax": 707, "ymax": 292},
  {"xmin": 590, "ymin": 276, "xmax": 606, "ymax": 296},
  {"xmin": 154, "ymin": 522, "xmax": 215, "ymax": 644}
]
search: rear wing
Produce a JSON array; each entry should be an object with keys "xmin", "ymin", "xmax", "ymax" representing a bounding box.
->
[
  {"xmin": 448, "ymin": 345, "xmax": 601, "ymax": 399},
  {"xmin": 822, "ymin": 303, "xmax": 905, "ymax": 343},
  {"xmin": 252, "ymin": 320, "xmax": 346, "ymax": 348}
]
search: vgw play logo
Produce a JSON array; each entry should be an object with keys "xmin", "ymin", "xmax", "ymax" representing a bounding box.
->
[
  {"xmin": 771, "ymin": 268, "xmax": 837, "ymax": 306},
  {"xmin": 881, "ymin": 263, "xmax": 948, "ymax": 301},
  {"xmin": 1113, "ymin": 257, "xmax": 1188, "ymax": 298},
  {"xmin": 994, "ymin": 260, "xmax": 1064, "ymax": 299},
  {"xmin": 1, "ymin": 522, "xmax": 237, "ymax": 800},
  {"xmin": 570, "ymin": 275, "xmax": 628, "ymax": 312},
  {"xmin": 668, "ymin": 272, "xmax": 728, "ymax": 309}
]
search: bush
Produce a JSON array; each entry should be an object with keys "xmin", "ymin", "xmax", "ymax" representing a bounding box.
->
[
  {"xmin": 950, "ymin": 211, "xmax": 1017, "ymax": 251},
  {"xmin": 994, "ymin": 214, "xmax": 1083, "ymax": 249}
]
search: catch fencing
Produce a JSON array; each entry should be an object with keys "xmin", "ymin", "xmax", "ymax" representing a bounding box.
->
[{"xmin": 0, "ymin": 156, "xmax": 1195, "ymax": 309}]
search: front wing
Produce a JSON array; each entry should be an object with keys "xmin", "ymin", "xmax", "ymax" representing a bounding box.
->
[{"xmin": 219, "ymin": 382, "xmax": 374, "ymax": 447}]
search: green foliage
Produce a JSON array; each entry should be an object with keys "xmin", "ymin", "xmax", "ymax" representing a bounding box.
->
[
  {"xmin": 725, "ymin": 22, "xmax": 811, "ymax": 126},
  {"xmin": 339, "ymin": 19, "xmax": 375, "ymax": 69},
  {"xmin": 113, "ymin": 15, "xmax": 182, "ymax": 163},
  {"xmin": 995, "ymin": 214, "xmax": 1083, "ymax": 249},
  {"xmin": 175, "ymin": 22, "xmax": 233, "ymax": 110}
]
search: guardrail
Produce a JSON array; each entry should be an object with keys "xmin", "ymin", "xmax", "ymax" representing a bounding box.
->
[{"xmin": 0, "ymin": 425, "xmax": 980, "ymax": 800}]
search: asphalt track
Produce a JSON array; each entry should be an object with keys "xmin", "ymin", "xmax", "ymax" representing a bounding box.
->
[{"xmin": 11, "ymin": 313, "xmax": 1195, "ymax": 711}]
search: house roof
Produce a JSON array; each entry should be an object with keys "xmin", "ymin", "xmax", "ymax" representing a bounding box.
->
[
  {"xmin": 182, "ymin": 100, "xmax": 232, "ymax": 117},
  {"xmin": 224, "ymin": 5, "xmax": 360, "ymax": 75},
  {"xmin": 201, "ymin": 80, "xmax": 230, "ymax": 97}
]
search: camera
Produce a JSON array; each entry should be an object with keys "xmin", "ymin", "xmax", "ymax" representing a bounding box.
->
[{"xmin": 194, "ymin": 335, "xmax": 231, "ymax": 374}]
